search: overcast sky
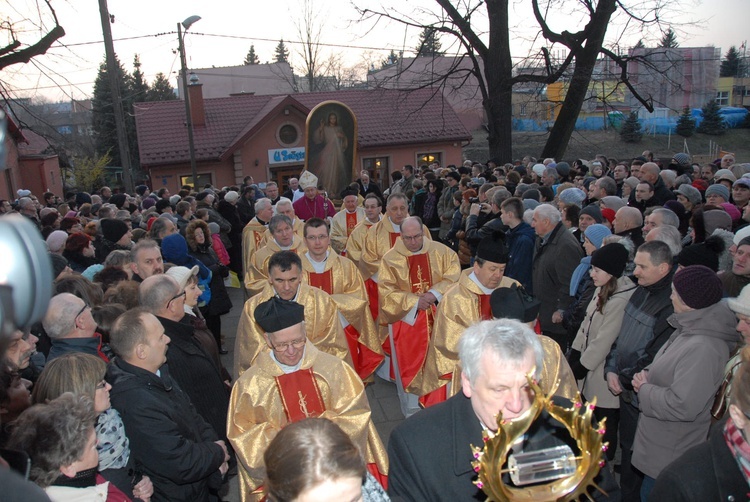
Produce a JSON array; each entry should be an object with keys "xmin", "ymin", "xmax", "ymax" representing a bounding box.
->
[{"xmin": 3, "ymin": 0, "xmax": 747, "ymax": 103}]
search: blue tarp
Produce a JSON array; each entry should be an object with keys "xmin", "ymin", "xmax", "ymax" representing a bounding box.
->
[{"xmin": 511, "ymin": 107, "xmax": 748, "ymax": 133}]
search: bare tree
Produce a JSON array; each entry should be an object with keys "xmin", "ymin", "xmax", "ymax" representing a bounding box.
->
[
  {"xmin": 295, "ymin": 0, "xmax": 326, "ymax": 92},
  {"xmin": 358, "ymin": 0, "xmax": 672, "ymax": 161},
  {"xmin": 0, "ymin": 0, "xmax": 65, "ymax": 71}
]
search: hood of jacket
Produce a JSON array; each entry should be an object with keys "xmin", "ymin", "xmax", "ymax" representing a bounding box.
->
[{"xmin": 670, "ymin": 300, "xmax": 740, "ymax": 347}]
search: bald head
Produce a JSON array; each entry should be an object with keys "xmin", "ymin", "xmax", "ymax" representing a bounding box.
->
[
  {"xmin": 401, "ymin": 217, "xmax": 425, "ymax": 252},
  {"xmin": 139, "ymin": 275, "xmax": 183, "ymax": 320},
  {"xmin": 640, "ymin": 162, "xmax": 660, "ymax": 184},
  {"xmin": 42, "ymin": 293, "xmax": 95, "ymax": 340},
  {"xmin": 614, "ymin": 206, "xmax": 643, "ymax": 233}
]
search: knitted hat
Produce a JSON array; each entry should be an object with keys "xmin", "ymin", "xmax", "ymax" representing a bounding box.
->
[
  {"xmin": 728, "ymin": 283, "xmax": 750, "ymax": 316},
  {"xmin": 207, "ymin": 222, "xmax": 220, "ymax": 235},
  {"xmin": 600, "ymin": 196, "xmax": 626, "ymax": 211},
  {"xmin": 532, "ymin": 164, "xmax": 546, "ymax": 177},
  {"xmin": 590, "ymin": 242, "xmax": 629, "ymax": 278},
  {"xmin": 224, "ymin": 191, "xmax": 239, "ymax": 203},
  {"xmin": 169, "ymin": 194, "xmax": 182, "ymax": 206},
  {"xmin": 601, "ymin": 208, "xmax": 616, "ymax": 226},
  {"xmin": 677, "ymin": 235, "xmax": 724, "ymax": 272},
  {"xmin": 141, "ymin": 197, "xmax": 156, "ymax": 210},
  {"xmin": 672, "ymin": 265, "xmax": 723, "ymax": 309},
  {"xmin": 692, "ymin": 179, "xmax": 709, "ymax": 192},
  {"xmin": 75, "ymin": 192, "xmax": 92, "ymax": 207},
  {"xmin": 734, "ymin": 178, "xmax": 750, "ymax": 189},
  {"xmin": 50, "ymin": 253, "xmax": 69, "ymax": 279},
  {"xmin": 135, "ymin": 185, "xmax": 148, "ymax": 196},
  {"xmin": 580, "ymin": 205, "xmax": 603, "ymax": 223},
  {"xmin": 46, "ymin": 230, "xmax": 69, "ymax": 254},
  {"xmin": 109, "ymin": 193, "xmax": 127, "ymax": 209},
  {"xmin": 734, "ymin": 225, "xmax": 750, "ymax": 246},
  {"xmin": 476, "ymin": 233, "xmax": 509, "ymax": 264},
  {"xmin": 559, "ymin": 188, "xmax": 586, "ymax": 208},
  {"xmin": 195, "ymin": 191, "xmax": 210, "ymax": 202},
  {"xmin": 523, "ymin": 199, "xmax": 540, "ymax": 211},
  {"xmin": 254, "ymin": 297, "xmax": 305, "ymax": 333},
  {"xmin": 720, "ymin": 202, "xmax": 741, "ymax": 223},
  {"xmin": 65, "ymin": 232, "xmax": 92, "ymax": 254},
  {"xmin": 672, "ymin": 152, "xmax": 691, "ymax": 167},
  {"xmin": 165, "ymin": 265, "xmax": 199, "ymax": 291},
  {"xmin": 582, "ymin": 177, "xmax": 597, "ymax": 191},
  {"xmin": 623, "ymin": 176, "xmax": 640, "ymax": 190},
  {"xmin": 583, "ymin": 224, "xmax": 611, "ymax": 250},
  {"xmin": 523, "ymin": 189, "xmax": 541, "ymax": 201},
  {"xmin": 703, "ymin": 209, "xmax": 732, "ymax": 235},
  {"xmin": 17, "ymin": 189, "xmax": 31, "ymax": 198},
  {"xmin": 675, "ymin": 184, "xmax": 702, "ymax": 206},
  {"xmin": 101, "ymin": 218, "xmax": 129, "ymax": 243},
  {"xmin": 555, "ymin": 162, "xmax": 571, "ymax": 177},
  {"xmin": 705, "ymin": 184, "xmax": 729, "ymax": 202},
  {"xmin": 155, "ymin": 199, "xmax": 172, "ymax": 213}
]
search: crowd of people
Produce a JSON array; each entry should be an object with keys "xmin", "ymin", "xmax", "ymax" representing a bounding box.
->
[{"xmin": 1, "ymin": 149, "xmax": 750, "ymax": 502}]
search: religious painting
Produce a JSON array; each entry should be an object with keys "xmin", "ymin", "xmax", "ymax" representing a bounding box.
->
[{"xmin": 304, "ymin": 101, "xmax": 357, "ymax": 199}]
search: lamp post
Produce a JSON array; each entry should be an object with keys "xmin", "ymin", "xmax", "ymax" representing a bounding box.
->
[{"xmin": 178, "ymin": 15, "xmax": 201, "ymax": 190}]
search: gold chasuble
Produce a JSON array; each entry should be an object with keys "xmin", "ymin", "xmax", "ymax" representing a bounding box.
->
[
  {"xmin": 301, "ymin": 249, "xmax": 385, "ymax": 380},
  {"xmin": 244, "ymin": 236, "xmax": 307, "ymax": 294},
  {"xmin": 233, "ymin": 283, "xmax": 351, "ymax": 378},
  {"xmin": 419, "ymin": 270, "xmax": 520, "ymax": 405},
  {"xmin": 378, "ymin": 239, "xmax": 460, "ymax": 391},
  {"xmin": 330, "ymin": 207, "xmax": 365, "ymax": 255},
  {"xmin": 345, "ymin": 217, "xmax": 378, "ymax": 268},
  {"xmin": 228, "ymin": 342, "xmax": 388, "ymax": 501},
  {"xmin": 261, "ymin": 217, "xmax": 305, "ymax": 243},
  {"xmin": 241, "ymin": 217, "xmax": 268, "ymax": 281}
]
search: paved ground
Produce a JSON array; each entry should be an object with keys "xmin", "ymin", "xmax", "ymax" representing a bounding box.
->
[{"xmin": 217, "ymin": 287, "xmax": 405, "ymax": 501}]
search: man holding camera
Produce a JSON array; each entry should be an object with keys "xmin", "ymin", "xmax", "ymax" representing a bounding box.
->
[{"xmin": 464, "ymin": 189, "xmax": 511, "ymax": 245}]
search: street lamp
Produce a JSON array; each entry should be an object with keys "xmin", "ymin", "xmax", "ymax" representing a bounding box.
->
[{"xmin": 178, "ymin": 15, "xmax": 201, "ymax": 190}]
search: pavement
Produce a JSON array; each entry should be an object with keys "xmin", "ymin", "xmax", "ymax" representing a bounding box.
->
[{"xmin": 217, "ymin": 286, "xmax": 405, "ymax": 501}]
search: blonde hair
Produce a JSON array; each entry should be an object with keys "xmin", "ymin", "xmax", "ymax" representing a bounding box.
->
[{"xmin": 33, "ymin": 353, "xmax": 106, "ymax": 404}]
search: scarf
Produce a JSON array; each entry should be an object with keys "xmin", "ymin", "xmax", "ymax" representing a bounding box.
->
[
  {"xmin": 724, "ymin": 416, "xmax": 750, "ymax": 485},
  {"xmin": 52, "ymin": 466, "xmax": 98, "ymax": 489},
  {"xmin": 423, "ymin": 192, "xmax": 438, "ymax": 222},
  {"xmin": 569, "ymin": 256, "xmax": 592, "ymax": 296},
  {"xmin": 96, "ymin": 407, "xmax": 130, "ymax": 470}
]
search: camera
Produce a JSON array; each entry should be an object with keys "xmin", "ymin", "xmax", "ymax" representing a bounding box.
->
[{"xmin": 469, "ymin": 197, "xmax": 479, "ymax": 204}]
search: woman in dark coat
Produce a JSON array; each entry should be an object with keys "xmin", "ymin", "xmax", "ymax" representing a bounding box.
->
[
  {"xmin": 216, "ymin": 191, "xmax": 244, "ymax": 279},
  {"xmin": 62, "ymin": 232, "xmax": 99, "ymax": 273},
  {"xmin": 185, "ymin": 219, "xmax": 233, "ymax": 353}
]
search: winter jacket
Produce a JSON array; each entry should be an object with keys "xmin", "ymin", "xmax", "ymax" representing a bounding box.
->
[
  {"xmin": 632, "ymin": 301, "xmax": 740, "ymax": 478},
  {"xmin": 604, "ymin": 269, "xmax": 675, "ymax": 408},
  {"xmin": 106, "ymin": 358, "xmax": 225, "ymax": 502},
  {"xmin": 504, "ymin": 221, "xmax": 536, "ymax": 294},
  {"xmin": 437, "ymin": 185, "xmax": 459, "ymax": 239}
]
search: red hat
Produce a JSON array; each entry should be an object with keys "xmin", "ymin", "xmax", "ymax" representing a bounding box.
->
[
  {"xmin": 601, "ymin": 207, "xmax": 616, "ymax": 226},
  {"xmin": 692, "ymin": 179, "xmax": 709, "ymax": 192}
]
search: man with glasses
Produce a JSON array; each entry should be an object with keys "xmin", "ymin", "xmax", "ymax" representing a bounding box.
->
[
  {"xmin": 378, "ymin": 216, "xmax": 461, "ymax": 417},
  {"xmin": 42, "ymin": 292, "xmax": 107, "ymax": 363},
  {"xmin": 227, "ymin": 296, "xmax": 388, "ymax": 500},
  {"xmin": 139, "ymin": 274, "xmax": 231, "ymax": 447},
  {"xmin": 234, "ymin": 251, "xmax": 351, "ymax": 377}
]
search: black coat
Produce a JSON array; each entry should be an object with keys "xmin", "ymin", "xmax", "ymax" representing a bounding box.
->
[
  {"xmin": 107, "ymin": 358, "xmax": 224, "ymax": 502},
  {"xmin": 158, "ymin": 315, "xmax": 230, "ymax": 442},
  {"xmin": 650, "ymin": 422, "xmax": 748, "ymax": 501},
  {"xmin": 190, "ymin": 244, "xmax": 233, "ymax": 316},
  {"xmin": 387, "ymin": 393, "xmax": 620, "ymax": 502}
]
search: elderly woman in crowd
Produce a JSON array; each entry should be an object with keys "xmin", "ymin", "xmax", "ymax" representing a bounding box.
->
[
  {"xmin": 263, "ymin": 418, "xmax": 387, "ymax": 502},
  {"xmin": 632, "ymin": 265, "xmax": 740, "ymax": 500},
  {"xmin": 32, "ymin": 353, "xmax": 154, "ymax": 501},
  {"xmin": 8, "ymin": 393, "xmax": 135, "ymax": 501},
  {"xmin": 63, "ymin": 232, "xmax": 99, "ymax": 273}
]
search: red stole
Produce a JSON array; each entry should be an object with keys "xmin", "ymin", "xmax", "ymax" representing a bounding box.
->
[
  {"xmin": 392, "ymin": 253, "xmax": 434, "ymax": 388},
  {"xmin": 274, "ymin": 368, "xmax": 326, "ymax": 423},
  {"xmin": 479, "ymin": 294, "xmax": 493, "ymax": 321},
  {"xmin": 389, "ymin": 231, "xmax": 400, "ymax": 246},
  {"xmin": 308, "ymin": 269, "xmax": 333, "ymax": 295},
  {"xmin": 346, "ymin": 212, "xmax": 358, "ymax": 236}
]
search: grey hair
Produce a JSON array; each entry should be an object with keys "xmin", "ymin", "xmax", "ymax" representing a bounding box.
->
[
  {"xmin": 275, "ymin": 197, "xmax": 293, "ymax": 213},
  {"xmin": 104, "ymin": 250, "xmax": 132, "ymax": 268},
  {"xmin": 533, "ymin": 204, "xmax": 561, "ymax": 225},
  {"xmin": 647, "ymin": 225, "xmax": 683, "ymax": 256},
  {"xmin": 255, "ymin": 198, "xmax": 272, "ymax": 213},
  {"xmin": 652, "ymin": 208, "xmax": 680, "ymax": 229},
  {"xmin": 42, "ymin": 293, "xmax": 83, "ymax": 339},
  {"xmin": 269, "ymin": 214, "xmax": 293, "ymax": 234},
  {"xmin": 139, "ymin": 275, "xmax": 179, "ymax": 313},
  {"xmin": 543, "ymin": 167, "xmax": 559, "ymax": 181},
  {"xmin": 130, "ymin": 238, "xmax": 160, "ymax": 263},
  {"xmin": 459, "ymin": 319, "xmax": 543, "ymax": 385},
  {"xmin": 597, "ymin": 177, "xmax": 617, "ymax": 196}
]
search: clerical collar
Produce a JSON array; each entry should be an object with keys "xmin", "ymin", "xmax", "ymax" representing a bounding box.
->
[
  {"xmin": 306, "ymin": 251, "xmax": 328, "ymax": 273},
  {"xmin": 257, "ymin": 217, "xmax": 269, "ymax": 226},
  {"xmin": 388, "ymin": 218, "xmax": 401, "ymax": 232},
  {"xmin": 275, "ymin": 287, "xmax": 300, "ymax": 302},
  {"xmin": 274, "ymin": 238, "xmax": 293, "ymax": 251},
  {"xmin": 366, "ymin": 215, "xmax": 382, "ymax": 224},
  {"xmin": 270, "ymin": 348, "xmax": 305, "ymax": 374},
  {"xmin": 469, "ymin": 271, "xmax": 495, "ymax": 295},
  {"xmin": 346, "ymin": 208, "xmax": 358, "ymax": 214}
]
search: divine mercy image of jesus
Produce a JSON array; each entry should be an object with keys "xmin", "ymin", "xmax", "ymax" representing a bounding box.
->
[{"xmin": 305, "ymin": 101, "xmax": 357, "ymax": 197}]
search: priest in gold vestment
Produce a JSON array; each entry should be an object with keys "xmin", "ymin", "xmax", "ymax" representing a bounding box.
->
[
  {"xmin": 228, "ymin": 297, "xmax": 388, "ymax": 501},
  {"xmin": 234, "ymin": 251, "xmax": 350, "ymax": 377},
  {"xmin": 330, "ymin": 189, "xmax": 365, "ymax": 255},
  {"xmin": 300, "ymin": 218, "xmax": 384, "ymax": 380},
  {"xmin": 261, "ymin": 197, "xmax": 305, "ymax": 243},
  {"xmin": 242, "ymin": 198, "xmax": 274, "ymax": 281},
  {"xmin": 378, "ymin": 217, "xmax": 461, "ymax": 417},
  {"xmin": 245, "ymin": 214, "xmax": 307, "ymax": 295}
]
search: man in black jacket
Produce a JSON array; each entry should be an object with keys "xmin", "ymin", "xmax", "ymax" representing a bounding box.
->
[
  {"xmin": 139, "ymin": 275, "xmax": 230, "ymax": 445},
  {"xmin": 388, "ymin": 318, "xmax": 619, "ymax": 501},
  {"xmin": 107, "ymin": 308, "xmax": 229, "ymax": 502},
  {"xmin": 604, "ymin": 240, "xmax": 675, "ymax": 502}
]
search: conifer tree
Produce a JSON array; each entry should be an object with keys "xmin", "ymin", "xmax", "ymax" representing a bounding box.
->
[
  {"xmin": 415, "ymin": 27, "xmax": 443, "ymax": 57},
  {"xmin": 659, "ymin": 28, "xmax": 678, "ymax": 48},
  {"xmin": 620, "ymin": 112, "xmax": 642, "ymax": 143},
  {"xmin": 274, "ymin": 39, "xmax": 290, "ymax": 63},
  {"xmin": 697, "ymin": 100, "xmax": 726, "ymax": 135},
  {"xmin": 675, "ymin": 107, "xmax": 696, "ymax": 138},
  {"xmin": 244, "ymin": 45, "xmax": 260, "ymax": 65}
]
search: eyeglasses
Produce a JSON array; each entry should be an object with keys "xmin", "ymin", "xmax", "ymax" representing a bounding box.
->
[
  {"xmin": 168, "ymin": 291, "xmax": 186, "ymax": 306},
  {"xmin": 305, "ymin": 235, "xmax": 328, "ymax": 241},
  {"xmin": 75, "ymin": 302, "xmax": 89, "ymax": 321},
  {"xmin": 96, "ymin": 380, "xmax": 108, "ymax": 390},
  {"xmin": 401, "ymin": 233, "xmax": 424, "ymax": 242},
  {"xmin": 269, "ymin": 338, "xmax": 306, "ymax": 352}
]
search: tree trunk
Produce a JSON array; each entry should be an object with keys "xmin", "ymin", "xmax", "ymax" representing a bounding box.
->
[
  {"xmin": 541, "ymin": 0, "xmax": 617, "ymax": 160},
  {"xmin": 484, "ymin": 0, "xmax": 513, "ymax": 163}
]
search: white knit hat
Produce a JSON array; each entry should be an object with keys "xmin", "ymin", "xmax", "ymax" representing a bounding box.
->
[{"xmin": 728, "ymin": 284, "xmax": 750, "ymax": 316}]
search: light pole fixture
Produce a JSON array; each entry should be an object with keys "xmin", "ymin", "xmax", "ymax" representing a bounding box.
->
[{"xmin": 178, "ymin": 15, "xmax": 201, "ymax": 189}]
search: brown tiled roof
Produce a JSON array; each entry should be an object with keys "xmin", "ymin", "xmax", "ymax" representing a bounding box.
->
[{"xmin": 134, "ymin": 88, "xmax": 471, "ymax": 167}]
